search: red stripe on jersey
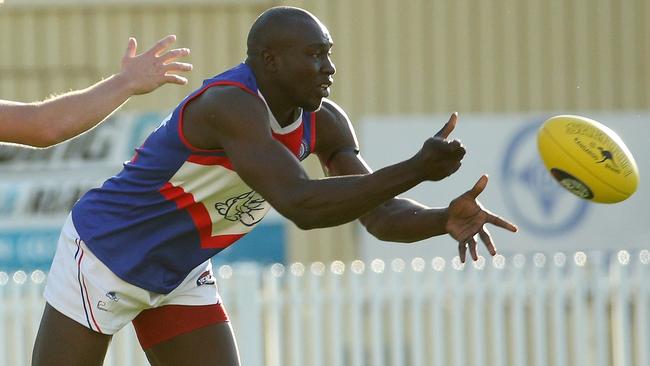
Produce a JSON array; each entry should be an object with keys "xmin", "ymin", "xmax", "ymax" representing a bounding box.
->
[
  {"xmin": 273, "ymin": 123, "xmax": 304, "ymax": 158},
  {"xmin": 133, "ymin": 303, "xmax": 229, "ymax": 350},
  {"xmin": 159, "ymin": 182, "xmax": 243, "ymax": 249},
  {"xmin": 187, "ymin": 155, "xmax": 232, "ymax": 169}
]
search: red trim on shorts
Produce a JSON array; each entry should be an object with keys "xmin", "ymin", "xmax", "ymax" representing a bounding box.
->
[
  {"xmin": 76, "ymin": 248, "xmax": 103, "ymax": 333},
  {"xmin": 81, "ymin": 275, "xmax": 103, "ymax": 334},
  {"xmin": 132, "ymin": 303, "xmax": 229, "ymax": 350}
]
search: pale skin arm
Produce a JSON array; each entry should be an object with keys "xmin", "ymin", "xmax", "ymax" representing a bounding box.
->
[
  {"xmin": 0, "ymin": 35, "xmax": 192, "ymax": 148},
  {"xmin": 315, "ymin": 100, "xmax": 518, "ymax": 263}
]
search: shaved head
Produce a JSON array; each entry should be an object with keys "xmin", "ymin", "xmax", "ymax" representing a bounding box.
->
[
  {"xmin": 246, "ymin": 7, "xmax": 326, "ymax": 60},
  {"xmin": 244, "ymin": 6, "xmax": 336, "ymax": 113}
]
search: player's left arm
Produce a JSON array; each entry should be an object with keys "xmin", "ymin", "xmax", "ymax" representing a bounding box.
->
[
  {"xmin": 314, "ymin": 99, "xmax": 517, "ymax": 262},
  {"xmin": 0, "ymin": 35, "xmax": 192, "ymax": 148}
]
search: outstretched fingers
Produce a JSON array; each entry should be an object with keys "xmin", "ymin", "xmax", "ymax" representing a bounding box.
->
[
  {"xmin": 478, "ymin": 226, "xmax": 497, "ymax": 256},
  {"xmin": 148, "ymin": 34, "xmax": 178, "ymax": 56},
  {"xmin": 487, "ymin": 212, "xmax": 518, "ymax": 233},
  {"xmin": 159, "ymin": 48, "xmax": 192, "ymax": 65},
  {"xmin": 458, "ymin": 236, "xmax": 478, "ymax": 263},
  {"xmin": 163, "ymin": 61, "xmax": 193, "ymax": 73}
]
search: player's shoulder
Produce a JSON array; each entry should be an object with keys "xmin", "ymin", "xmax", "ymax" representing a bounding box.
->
[
  {"xmin": 187, "ymin": 84, "xmax": 266, "ymax": 122},
  {"xmin": 313, "ymin": 98, "xmax": 358, "ymax": 156},
  {"xmin": 316, "ymin": 98, "xmax": 350, "ymax": 125},
  {"xmin": 315, "ymin": 99, "xmax": 355, "ymax": 137}
]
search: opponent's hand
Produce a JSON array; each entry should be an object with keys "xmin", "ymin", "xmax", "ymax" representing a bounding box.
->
[
  {"xmin": 414, "ymin": 113, "xmax": 466, "ymax": 181},
  {"xmin": 118, "ymin": 35, "xmax": 193, "ymax": 95},
  {"xmin": 446, "ymin": 175, "xmax": 518, "ymax": 263}
]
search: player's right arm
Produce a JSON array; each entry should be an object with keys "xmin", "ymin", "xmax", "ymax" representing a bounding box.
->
[{"xmin": 182, "ymin": 86, "xmax": 465, "ymax": 230}]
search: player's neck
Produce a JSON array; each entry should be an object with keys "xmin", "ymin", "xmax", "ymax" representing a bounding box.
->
[{"xmin": 257, "ymin": 87, "xmax": 301, "ymax": 127}]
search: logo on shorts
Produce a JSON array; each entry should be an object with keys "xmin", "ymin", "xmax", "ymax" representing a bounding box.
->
[
  {"xmin": 97, "ymin": 300, "xmax": 110, "ymax": 312},
  {"xmin": 105, "ymin": 291, "xmax": 119, "ymax": 302},
  {"xmin": 98, "ymin": 291, "xmax": 120, "ymax": 311},
  {"xmin": 196, "ymin": 270, "xmax": 216, "ymax": 287}
]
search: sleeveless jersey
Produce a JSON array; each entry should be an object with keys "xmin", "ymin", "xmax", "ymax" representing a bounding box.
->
[{"xmin": 71, "ymin": 63, "xmax": 316, "ymax": 294}]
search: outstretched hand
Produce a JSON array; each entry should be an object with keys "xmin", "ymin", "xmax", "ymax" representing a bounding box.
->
[
  {"xmin": 446, "ymin": 175, "xmax": 518, "ymax": 263},
  {"xmin": 119, "ymin": 35, "xmax": 193, "ymax": 95}
]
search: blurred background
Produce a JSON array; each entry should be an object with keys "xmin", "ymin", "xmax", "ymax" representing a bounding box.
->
[{"xmin": 0, "ymin": 0, "xmax": 648, "ymax": 365}]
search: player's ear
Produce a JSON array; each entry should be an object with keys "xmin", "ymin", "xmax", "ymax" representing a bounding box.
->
[{"xmin": 260, "ymin": 48, "xmax": 278, "ymax": 72}]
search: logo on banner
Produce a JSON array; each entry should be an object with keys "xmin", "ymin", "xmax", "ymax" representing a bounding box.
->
[{"xmin": 500, "ymin": 120, "xmax": 589, "ymax": 236}]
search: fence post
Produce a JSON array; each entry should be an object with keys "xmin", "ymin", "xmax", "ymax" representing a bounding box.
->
[
  {"xmin": 611, "ymin": 251, "xmax": 632, "ymax": 366},
  {"xmin": 530, "ymin": 253, "xmax": 548, "ymax": 366},
  {"xmin": 590, "ymin": 251, "xmax": 610, "ymax": 366},
  {"xmin": 550, "ymin": 253, "xmax": 568, "ymax": 366},
  {"xmin": 287, "ymin": 263, "xmax": 305, "ymax": 366},
  {"xmin": 262, "ymin": 264, "xmax": 284, "ymax": 366},
  {"xmin": 347, "ymin": 260, "xmax": 366, "ymax": 366},
  {"xmin": 233, "ymin": 263, "xmax": 264, "ymax": 366},
  {"xmin": 0, "ymin": 271, "xmax": 8, "ymax": 366},
  {"xmin": 327, "ymin": 261, "xmax": 345, "ymax": 366},
  {"xmin": 633, "ymin": 250, "xmax": 649, "ymax": 366}
]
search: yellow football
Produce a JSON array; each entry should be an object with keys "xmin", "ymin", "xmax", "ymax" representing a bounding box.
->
[{"xmin": 537, "ymin": 115, "xmax": 639, "ymax": 203}]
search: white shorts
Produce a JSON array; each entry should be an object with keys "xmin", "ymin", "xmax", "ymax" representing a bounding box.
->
[{"xmin": 44, "ymin": 214, "xmax": 222, "ymax": 335}]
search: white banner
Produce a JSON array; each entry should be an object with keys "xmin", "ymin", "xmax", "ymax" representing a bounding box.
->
[{"xmin": 359, "ymin": 112, "xmax": 649, "ymax": 260}]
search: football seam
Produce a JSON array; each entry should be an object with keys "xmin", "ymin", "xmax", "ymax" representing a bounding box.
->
[{"xmin": 542, "ymin": 127, "xmax": 630, "ymax": 198}]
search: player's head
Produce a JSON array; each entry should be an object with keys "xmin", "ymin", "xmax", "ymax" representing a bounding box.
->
[{"xmin": 246, "ymin": 6, "xmax": 336, "ymax": 112}]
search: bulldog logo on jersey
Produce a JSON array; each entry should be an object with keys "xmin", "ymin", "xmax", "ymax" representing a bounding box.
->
[{"xmin": 215, "ymin": 190, "xmax": 266, "ymax": 226}]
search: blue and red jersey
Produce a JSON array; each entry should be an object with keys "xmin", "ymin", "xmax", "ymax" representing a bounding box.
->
[{"xmin": 72, "ymin": 63, "xmax": 316, "ymax": 293}]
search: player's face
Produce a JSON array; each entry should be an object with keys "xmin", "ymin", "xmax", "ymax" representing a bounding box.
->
[{"xmin": 276, "ymin": 22, "xmax": 336, "ymax": 111}]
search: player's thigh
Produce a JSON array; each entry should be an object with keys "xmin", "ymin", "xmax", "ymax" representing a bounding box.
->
[
  {"xmin": 144, "ymin": 322, "xmax": 240, "ymax": 366},
  {"xmin": 32, "ymin": 303, "xmax": 112, "ymax": 366}
]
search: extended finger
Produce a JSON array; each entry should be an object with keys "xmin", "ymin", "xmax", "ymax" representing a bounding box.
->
[
  {"xmin": 488, "ymin": 213, "xmax": 518, "ymax": 232},
  {"xmin": 434, "ymin": 112, "xmax": 458, "ymax": 138},
  {"xmin": 458, "ymin": 241, "xmax": 468, "ymax": 264},
  {"xmin": 466, "ymin": 174, "xmax": 488, "ymax": 199},
  {"xmin": 163, "ymin": 62, "xmax": 193, "ymax": 72},
  {"xmin": 160, "ymin": 48, "xmax": 191, "ymax": 63},
  {"xmin": 467, "ymin": 236, "xmax": 478, "ymax": 261},
  {"xmin": 148, "ymin": 35, "xmax": 177, "ymax": 56},
  {"xmin": 163, "ymin": 74, "xmax": 189, "ymax": 85},
  {"xmin": 478, "ymin": 226, "xmax": 497, "ymax": 256},
  {"xmin": 124, "ymin": 37, "xmax": 137, "ymax": 58}
]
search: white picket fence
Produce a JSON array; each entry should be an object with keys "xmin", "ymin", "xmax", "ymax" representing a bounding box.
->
[{"xmin": 1, "ymin": 250, "xmax": 648, "ymax": 366}]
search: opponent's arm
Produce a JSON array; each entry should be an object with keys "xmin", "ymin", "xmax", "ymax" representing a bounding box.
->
[
  {"xmin": 315, "ymin": 100, "xmax": 517, "ymax": 262},
  {"xmin": 181, "ymin": 87, "xmax": 465, "ymax": 230},
  {"xmin": 0, "ymin": 35, "xmax": 192, "ymax": 148}
]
